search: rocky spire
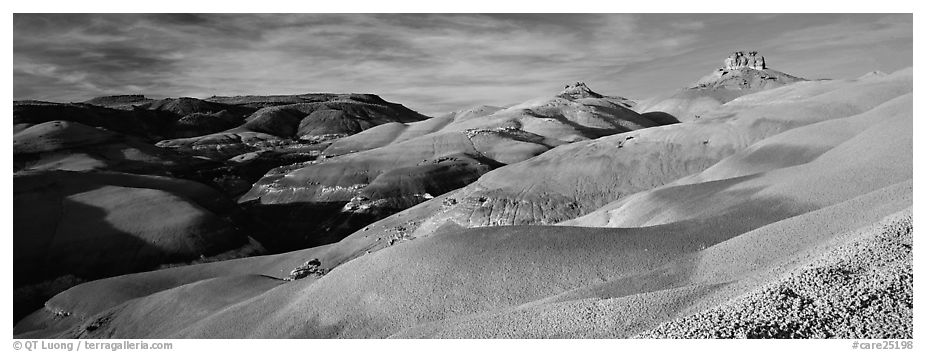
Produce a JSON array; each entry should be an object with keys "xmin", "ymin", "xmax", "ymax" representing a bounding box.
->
[
  {"xmin": 559, "ymin": 82, "xmax": 603, "ymax": 99},
  {"xmin": 722, "ymin": 50, "xmax": 766, "ymax": 70},
  {"xmin": 691, "ymin": 50, "xmax": 804, "ymax": 89}
]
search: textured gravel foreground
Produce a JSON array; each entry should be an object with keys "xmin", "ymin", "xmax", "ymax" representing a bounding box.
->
[{"xmin": 639, "ymin": 210, "xmax": 912, "ymax": 338}]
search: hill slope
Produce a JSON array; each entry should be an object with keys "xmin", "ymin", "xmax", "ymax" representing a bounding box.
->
[
  {"xmin": 238, "ymin": 83, "xmax": 668, "ymax": 250},
  {"xmin": 333, "ymin": 68, "xmax": 910, "ymax": 255},
  {"xmin": 14, "ymin": 68, "xmax": 911, "ymax": 339}
]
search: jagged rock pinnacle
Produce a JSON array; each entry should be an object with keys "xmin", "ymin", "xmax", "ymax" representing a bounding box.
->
[
  {"xmin": 559, "ymin": 82, "xmax": 603, "ymax": 99},
  {"xmin": 690, "ymin": 50, "xmax": 804, "ymax": 89},
  {"xmin": 722, "ymin": 50, "xmax": 766, "ymax": 71}
]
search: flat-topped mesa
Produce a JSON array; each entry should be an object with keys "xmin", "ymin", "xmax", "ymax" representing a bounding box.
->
[
  {"xmin": 722, "ymin": 50, "xmax": 766, "ymax": 71},
  {"xmin": 559, "ymin": 82, "xmax": 603, "ymax": 99},
  {"xmin": 82, "ymin": 94, "xmax": 152, "ymax": 107}
]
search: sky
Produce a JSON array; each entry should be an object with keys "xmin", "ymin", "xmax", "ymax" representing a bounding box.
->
[{"xmin": 13, "ymin": 13, "xmax": 913, "ymax": 115}]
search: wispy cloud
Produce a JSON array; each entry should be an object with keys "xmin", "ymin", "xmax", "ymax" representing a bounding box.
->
[
  {"xmin": 13, "ymin": 13, "xmax": 912, "ymax": 115},
  {"xmin": 762, "ymin": 14, "xmax": 912, "ymax": 52}
]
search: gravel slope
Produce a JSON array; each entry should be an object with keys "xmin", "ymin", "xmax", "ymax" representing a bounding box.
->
[{"xmin": 638, "ymin": 209, "xmax": 912, "ymax": 339}]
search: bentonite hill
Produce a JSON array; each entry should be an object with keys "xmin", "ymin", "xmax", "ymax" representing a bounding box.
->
[{"xmin": 13, "ymin": 43, "xmax": 912, "ymax": 339}]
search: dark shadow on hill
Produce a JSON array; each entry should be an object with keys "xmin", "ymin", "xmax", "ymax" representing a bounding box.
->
[
  {"xmin": 523, "ymin": 110, "xmax": 631, "ymax": 139},
  {"xmin": 13, "ymin": 172, "xmax": 251, "ymax": 323},
  {"xmin": 641, "ymin": 111, "xmax": 681, "ymax": 125},
  {"xmin": 239, "ymin": 200, "xmax": 397, "ymax": 252},
  {"xmin": 14, "ymin": 200, "xmax": 178, "ymax": 323}
]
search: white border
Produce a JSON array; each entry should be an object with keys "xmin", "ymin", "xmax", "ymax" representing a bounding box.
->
[{"xmin": 4, "ymin": 2, "xmax": 921, "ymax": 351}]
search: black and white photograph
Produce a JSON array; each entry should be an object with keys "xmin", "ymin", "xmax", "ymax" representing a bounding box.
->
[{"xmin": 8, "ymin": 5, "xmax": 918, "ymax": 347}]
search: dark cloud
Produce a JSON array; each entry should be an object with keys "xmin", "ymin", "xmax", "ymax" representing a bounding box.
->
[
  {"xmin": 21, "ymin": 45, "xmax": 176, "ymax": 72},
  {"xmin": 145, "ymin": 13, "xmax": 212, "ymax": 26},
  {"xmin": 13, "ymin": 13, "xmax": 913, "ymax": 115}
]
